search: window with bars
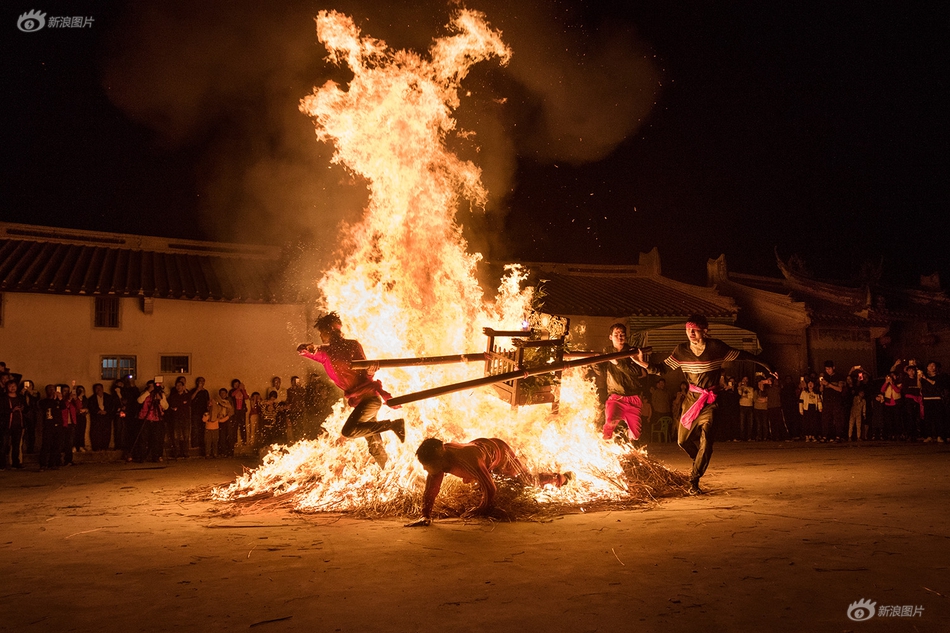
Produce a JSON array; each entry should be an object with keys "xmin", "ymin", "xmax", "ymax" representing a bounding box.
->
[
  {"xmin": 94, "ymin": 296, "xmax": 120, "ymax": 328},
  {"xmin": 101, "ymin": 356, "xmax": 136, "ymax": 381},
  {"xmin": 160, "ymin": 355, "xmax": 190, "ymax": 375}
]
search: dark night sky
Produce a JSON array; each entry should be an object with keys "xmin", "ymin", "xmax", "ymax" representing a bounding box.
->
[{"xmin": 4, "ymin": 1, "xmax": 949, "ymax": 287}]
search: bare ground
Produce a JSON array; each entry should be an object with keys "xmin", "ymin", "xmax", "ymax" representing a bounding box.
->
[{"xmin": 1, "ymin": 442, "xmax": 948, "ymax": 633}]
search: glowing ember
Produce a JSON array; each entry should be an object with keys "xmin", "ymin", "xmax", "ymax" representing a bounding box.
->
[{"xmin": 214, "ymin": 9, "xmax": 682, "ymax": 516}]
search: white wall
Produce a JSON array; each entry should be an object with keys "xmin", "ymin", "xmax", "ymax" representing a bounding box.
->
[{"xmin": 0, "ymin": 293, "xmax": 314, "ymax": 395}]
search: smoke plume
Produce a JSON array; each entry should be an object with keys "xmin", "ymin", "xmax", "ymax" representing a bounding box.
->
[{"xmin": 101, "ymin": 0, "xmax": 659, "ymax": 268}]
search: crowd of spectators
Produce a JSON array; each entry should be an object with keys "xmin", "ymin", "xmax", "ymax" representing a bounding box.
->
[
  {"xmin": 631, "ymin": 357, "xmax": 949, "ymax": 445},
  {"xmin": 5, "ymin": 354, "xmax": 949, "ymax": 470},
  {"xmin": 704, "ymin": 358, "xmax": 950, "ymax": 444},
  {"xmin": 0, "ymin": 365, "xmax": 337, "ymax": 470}
]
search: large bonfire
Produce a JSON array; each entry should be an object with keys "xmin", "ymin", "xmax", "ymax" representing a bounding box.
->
[{"xmin": 213, "ymin": 9, "xmax": 687, "ymax": 519}]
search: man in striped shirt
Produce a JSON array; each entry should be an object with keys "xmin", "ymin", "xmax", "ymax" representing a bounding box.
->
[{"xmin": 663, "ymin": 314, "xmax": 774, "ymax": 495}]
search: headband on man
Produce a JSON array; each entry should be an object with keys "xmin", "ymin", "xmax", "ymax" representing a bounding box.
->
[{"xmin": 685, "ymin": 321, "xmax": 707, "ymax": 331}]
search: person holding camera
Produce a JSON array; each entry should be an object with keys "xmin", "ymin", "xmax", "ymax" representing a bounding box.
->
[{"xmin": 135, "ymin": 380, "xmax": 168, "ymax": 462}]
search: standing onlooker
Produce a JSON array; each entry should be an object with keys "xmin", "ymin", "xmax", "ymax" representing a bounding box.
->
[
  {"xmin": 60, "ymin": 385, "xmax": 80, "ymax": 466},
  {"xmin": 650, "ymin": 378, "xmax": 673, "ymax": 423},
  {"xmin": 136, "ymin": 380, "xmax": 168, "ymax": 462},
  {"xmin": 266, "ymin": 377, "xmax": 289, "ymax": 441},
  {"xmin": 818, "ymin": 361, "xmax": 846, "ymax": 441},
  {"xmin": 227, "ymin": 379, "xmax": 250, "ymax": 456},
  {"xmin": 799, "ymin": 379, "xmax": 822, "ymax": 442},
  {"xmin": 753, "ymin": 374, "xmax": 771, "ymax": 441},
  {"xmin": 87, "ymin": 383, "xmax": 118, "ymax": 451},
  {"xmin": 286, "ymin": 376, "xmax": 307, "ymax": 439},
  {"xmin": 737, "ymin": 376, "xmax": 755, "ymax": 441},
  {"xmin": 74, "ymin": 385, "xmax": 90, "ymax": 453},
  {"xmin": 869, "ymin": 391, "xmax": 886, "ymax": 440},
  {"xmin": 881, "ymin": 372, "xmax": 902, "ymax": 440},
  {"xmin": 920, "ymin": 361, "xmax": 948, "ymax": 443},
  {"xmin": 189, "ymin": 377, "xmax": 210, "ymax": 456},
  {"xmin": 207, "ymin": 388, "xmax": 233, "ymax": 458},
  {"xmin": 766, "ymin": 375, "xmax": 786, "ymax": 440},
  {"xmin": 166, "ymin": 377, "xmax": 192, "ymax": 459},
  {"xmin": 20, "ymin": 380, "xmax": 39, "ymax": 454},
  {"xmin": 1, "ymin": 380, "xmax": 27, "ymax": 469},
  {"xmin": 261, "ymin": 390, "xmax": 280, "ymax": 447},
  {"xmin": 248, "ymin": 392, "xmax": 262, "ymax": 450},
  {"xmin": 201, "ymin": 412, "xmax": 217, "ymax": 458},
  {"xmin": 716, "ymin": 377, "xmax": 740, "ymax": 441},
  {"xmin": 38, "ymin": 385, "xmax": 64, "ymax": 470},
  {"xmin": 119, "ymin": 378, "xmax": 142, "ymax": 460},
  {"xmin": 901, "ymin": 362, "xmax": 923, "ymax": 441},
  {"xmin": 848, "ymin": 389, "xmax": 867, "ymax": 441},
  {"xmin": 781, "ymin": 375, "xmax": 802, "ymax": 440}
]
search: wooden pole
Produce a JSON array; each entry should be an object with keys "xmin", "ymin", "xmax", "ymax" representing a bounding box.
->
[
  {"xmin": 350, "ymin": 352, "xmax": 487, "ymax": 370},
  {"xmin": 386, "ymin": 347, "xmax": 646, "ymax": 407}
]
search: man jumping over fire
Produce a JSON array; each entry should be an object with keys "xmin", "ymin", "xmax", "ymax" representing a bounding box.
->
[
  {"xmin": 298, "ymin": 312, "xmax": 405, "ymax": 467},
  {"xmin": 405, "ymin": 437, "xmax": 574, "ymax": 526},
  {"xmin": 659, "ymin": 314, "xmax": 775, "ymax": 495}
]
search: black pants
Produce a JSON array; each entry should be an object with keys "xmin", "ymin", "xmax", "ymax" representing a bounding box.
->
[
  {"xmin": 61, "ymin": 426, "xmax": 75, "ymax": 465},
  {"xmin": 342, "ymin": 395, "xmax": 400, "ymax": 467},
  {"xmin": 218, "ymin": 421, "xmax": 233, "ymax": 457},
  {"xmin": 922, "ymin": 399, "xmax": 945, "ymax": 439},
  {"xmin": 768, "ymin": 408, "xmax": 786, "ymax": 440},
  {"xmin": 73, "ymin": 415, "xmax": 87, "ymax": 451},
  {"xmin": 191, "ymin": 413, "xmax": 205, "ymax": 455},
  {"xmin": 821, "ymin": 405, "xmax": 845, "ymax": 439},
  {"xmin": 40, "ymin": 422, "xmax": 62, "ymax": 469},
  {"xmin": 145, "ymin": 420, "xmax": 165, "ymax": 461},
  {"xmin": 90, "ymin": 412, "xmax": 113, "ymax": 451},
  {"xmin": 168, "ymin": 412, "xmax": 190, "ymax": 457},
  {"xmin": 24, "ymin": 416, "xmax": 37, "ymax": 453},
  {"xmin": 1, "ymin": 426, "xmax": 22, "ymax": 468},
  {"xmin": 677, "ymin": 406, "xmax": 715, "ymax": 486},
  {"xmin": 739, "ymin": 406, "xmax": 753, "ymax": 440}
]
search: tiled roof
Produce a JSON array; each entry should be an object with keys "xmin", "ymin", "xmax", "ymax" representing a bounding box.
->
[
  {"xmin": 0, "ymin": 223, "xmax": 291, "ymax": 303},
  {"xmin": 720, "ymin": 257, "xmax": 950, "ymax": 326},
  {"xmin": 526, "ymin": 263, "xmax": 736, "ymax": 319}
]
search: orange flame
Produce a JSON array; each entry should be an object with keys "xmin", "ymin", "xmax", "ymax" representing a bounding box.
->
[{"xmin": 215, "ymin": 9, "xmax": 645, "ymax": 511}]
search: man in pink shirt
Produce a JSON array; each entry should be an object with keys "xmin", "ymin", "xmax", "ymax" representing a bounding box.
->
[{"xmin": 298, "ymin": 312, "xmax": 405, "ymax": 467}]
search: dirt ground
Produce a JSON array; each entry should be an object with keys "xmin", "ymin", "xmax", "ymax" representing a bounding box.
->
[{"xmin": 1, "ymin": 441, "xmax": 948, "ymax": 633}]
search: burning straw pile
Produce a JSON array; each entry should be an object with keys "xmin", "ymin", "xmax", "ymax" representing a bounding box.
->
[
  {"xmin": 209, "ymin": 11, "xmax": 692, "ymax": 522},
  {"xmin": 210, "ymin": 444, "xmax": 690, "ymax": 522}
]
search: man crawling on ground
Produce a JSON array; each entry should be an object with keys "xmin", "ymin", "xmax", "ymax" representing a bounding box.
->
[{"xmin": 406, "ymin": 437, "xmax": 573, "ymax": 526}]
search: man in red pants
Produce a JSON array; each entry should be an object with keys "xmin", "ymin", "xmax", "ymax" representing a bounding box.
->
[
  {"xmin": 298, "ymin": 312, "xmax": 405, "ymax": 467},
  {"xmin": 406, "ymin": 437, "xmax": 573, "ymax": 526}
]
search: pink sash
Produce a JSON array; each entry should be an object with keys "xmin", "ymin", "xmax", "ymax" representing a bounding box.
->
[{"xmin": 680, "ymin": 384, "xmax": 716, "ymax": 430}]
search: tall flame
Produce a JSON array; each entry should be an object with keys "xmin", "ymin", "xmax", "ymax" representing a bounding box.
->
[{"xmin": 216, "ymin": 9, "xmax": 648, "ymax": 513}]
